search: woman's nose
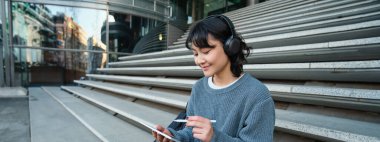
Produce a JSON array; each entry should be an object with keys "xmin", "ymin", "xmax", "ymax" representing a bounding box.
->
[{"xmin": 196, "ymin": 54, "xmax": 206, "ymax": 64}]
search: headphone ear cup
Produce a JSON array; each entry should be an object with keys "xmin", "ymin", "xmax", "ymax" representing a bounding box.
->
[{"xmin": 224, "ymin": 36, "xmax": 240, "ymax": 56}]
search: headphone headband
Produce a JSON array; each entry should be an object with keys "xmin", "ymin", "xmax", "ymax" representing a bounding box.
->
[
  {"xmin": 206, "ymin": 15, "xmax": 235, "ymax": 37},
  {"xmin": 205, "ymin": 14, "xmax": 240, "ymax": 56}
]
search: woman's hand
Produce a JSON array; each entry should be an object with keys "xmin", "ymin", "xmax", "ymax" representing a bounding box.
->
[
  {"xmin": 152, "ymin": 125, "xmax": 174, "ymax": 142},
  {"xmin": 186, "ymin": 116, "xmax": 214, "ymax": 142}
]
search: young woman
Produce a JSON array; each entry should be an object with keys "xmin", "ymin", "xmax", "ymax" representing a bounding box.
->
[{"xmin": 152, "ymin": 14, "xmax": 275, "ymax": 142}]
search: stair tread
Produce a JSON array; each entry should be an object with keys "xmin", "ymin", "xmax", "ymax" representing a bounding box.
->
[
  {"xmin": 61, "ymin": 86, "xmax": 178, "ymax": 128},
  {"xmin": 28, "ymin": 87, "xmax": 101, "ymax": 142},
  {"xmin": 74, "ymin": 80, "xmax": 188, "ymax": 109},
  {"xmin": 276, "ymin": 109, "xmax": 380, "ymax": 141},
  {"xmin": 42, "ymin": 86, "xmax": 153, "ymax": 142}
]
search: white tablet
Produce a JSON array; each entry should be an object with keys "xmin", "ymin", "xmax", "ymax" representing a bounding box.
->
[{"xmin": 140, "ymin": 122, "xmax": 181, "ymax": 142}]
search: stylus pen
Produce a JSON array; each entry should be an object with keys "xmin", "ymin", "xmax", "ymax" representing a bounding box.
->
[{"xmin": 174, "ymin": 119, "xmax": 216, "ymax": 123}]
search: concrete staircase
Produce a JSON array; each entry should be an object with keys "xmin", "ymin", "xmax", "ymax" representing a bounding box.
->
[{"xmin": 25, "ymin": 0, "xmax": 380, "ymax": 141}]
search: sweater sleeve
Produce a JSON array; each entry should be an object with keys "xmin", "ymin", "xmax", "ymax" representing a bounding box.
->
[
  {"xmin": 211, "ymin": 97, "xmax": 275, "ymax": 142},
  {"xmin": 167, "ymin": 86, "xmax": 198, "ymax": 142},
  {"xmin": 167, "ymin": 114, "xmax": 194, "ymax": 142},
  {"xmin": 167, "ymin": 108, "xmax": 194, "ymax": 142}
]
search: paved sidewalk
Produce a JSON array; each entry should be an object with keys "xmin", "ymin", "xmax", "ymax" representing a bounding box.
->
[{"xmin": 0, "ymin": 87, "xmax": 29, "ymax": 142}]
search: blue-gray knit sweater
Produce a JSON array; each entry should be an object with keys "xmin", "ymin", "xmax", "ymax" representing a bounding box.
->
[{"xmin": 168, "ymin": 73, "xmax": 275, "ymax": 142}]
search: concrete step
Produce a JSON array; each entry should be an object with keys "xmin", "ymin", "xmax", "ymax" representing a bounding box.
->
[
  {"xmin": 179, "ymin": 33, "xmax": 188, "ymax": 39},
  {"xmin": 226, "ymin": 0, "xmax": 291, "ymax": 18},
  {"xmin": 118, "ymin": 48, "xmax": 190, "ymax": 61},
  {"xmin": 85, "ymin": 74, "xmax": 380, "ymax": 112},
  {"xmin": 28, "ymin": 87, "xmax": 101, "ymax": 142},
  {"xmin": 225, "ymin": 0, "xmax": 291, "ymax": 16},
  {"xmin": 0, "ymin": 87, "xmax": 29, "ymax": 142},
  {"xmin": 60, "ymin": 86, "xmax": 178, "ymax": 131},
  {"xmin": 275, "ymin": 109, "xmax": 380, "ymax": 142},
  {"xmin": 99, "ymin": 60, "xmax": 380, "ymax": 83},
  {"xmin": 230, "ymin": 0, "xmax": 319, "ymax": 22},
  {"xmin": 73, "ymin": 80, "xmax": 187, "ymax": 109},
  {"xmin": 111, "ymin": 37, "xmax": 380, "ymax": 67},
  {"xmin": 41, "ymin": 86, "xmax": 153, "ymax": 142},
  {"xmin": 167, "ymin": 43, "xmax": 186, "ymax": 49},
  {"xmin": 0, "ymin": 87, "xmax": 28, "ymax": 98},
  {"xmin": 87, "ymin": 74, "xmax": 195, "ymax": 90}
]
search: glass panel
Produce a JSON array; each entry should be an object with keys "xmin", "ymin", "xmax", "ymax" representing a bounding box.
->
[
  {"xmin": 135, "ymin": 0, "xmax": 154, "ymax": 11},
  {"xmin": 204, "ymin": 0, "xmax": 247, "ymax": 16},
  {"xmin": 172, "ymin": 0, "xmax": 247, "ymax": 22},
  {"xmin": 13, "ymin": 47, "xmax": 106, "ymax": 86},
  {"xmin": 11, "ymin": 2, "xmax": 107, "ymax": 51},
  {"xmin": 169, "ymin": 0, "xmax": 189, "ymax": 25},
  {"xmin": 108, "ymin": 12, "xmax": 167, "ymax": 61},
  {"xmin": 226, "ymin": 0, "xmax": 247, "ymax": 12},
  {"xmin": 204, "ymin": 0, "xmax": 226, "ymax": 17},
  {"xmin": 156, "ymin": 2, "xmax": 166, "ymax": 14},
  {"xmin": 113, "ymin": 0, "xmax": 133, "ymax": 5}
]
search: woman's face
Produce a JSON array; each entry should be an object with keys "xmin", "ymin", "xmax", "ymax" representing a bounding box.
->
[{"xmin": 191, "ymin": 34, "xmax": 231, "ymax": 77}]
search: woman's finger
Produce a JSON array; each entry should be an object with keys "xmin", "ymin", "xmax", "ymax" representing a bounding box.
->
[
  {"xmin": 193, "ymin": 133, "xmax": 206, "ymax": 140},
  {"xmin": 152, "ymin": 131, "xmax": 157, "ymax": 139},
  {"xmin": 192, "ymin": 127, "xmax": 204, "ymax": 134},
  {"xmin": 156, "ymin": 125, "xmax": 165, "ymax": 131},
  {"xmin": 163, "ymin": 138, "xmax": 171, "ymax": 142},
  {"xmin": 187, "ymin": 116, "xmax": 208, "ymax": 122},
  {"xmin": 186, "ymin": 120, "xmax": 206, "ymax": 128},
  {"xmin": 157, "ymin": 134, "xmax": 164, "ymax": 142}
]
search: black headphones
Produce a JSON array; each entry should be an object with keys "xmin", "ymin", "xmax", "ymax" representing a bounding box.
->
[{"xmin": 206, "ymin": 15, "xmax": 241, "ymax": 56}]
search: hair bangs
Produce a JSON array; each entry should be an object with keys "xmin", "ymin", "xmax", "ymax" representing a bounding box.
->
[{"xmin": 186, "ymin": 22, "xmax": 213, "ymax": 49}]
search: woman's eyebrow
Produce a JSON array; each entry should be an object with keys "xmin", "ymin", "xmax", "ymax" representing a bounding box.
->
[
  {"xmin": 206, "ymin": 44, "xmax": 216, "ymax": 48},
  {"xmin": 201, "ymin": 47, "xmax": 211, "ymax": 50}
]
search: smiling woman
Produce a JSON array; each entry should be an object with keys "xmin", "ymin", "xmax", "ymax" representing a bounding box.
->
[{"xmin": 152, "ymin": 14, "xmax": 275, "ymax": 142}]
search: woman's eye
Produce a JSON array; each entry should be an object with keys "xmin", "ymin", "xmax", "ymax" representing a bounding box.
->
[
  {"xmin": 193, "ymin": 53, "xmax": 198, "ymax": 56},
  {"xmin": 203, "ymin": 50, "xmax": 210, "ymax": 54}
]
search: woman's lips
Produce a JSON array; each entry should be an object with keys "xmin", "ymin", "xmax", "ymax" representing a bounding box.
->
[{"xmin": 201, "ymin": 66, "xmax": 210, "ymax": 71}]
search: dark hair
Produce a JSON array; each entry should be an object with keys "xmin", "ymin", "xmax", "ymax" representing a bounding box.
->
[{"xmin": 185, "ymin": 15, "xmax": 251, "ymax": 77}]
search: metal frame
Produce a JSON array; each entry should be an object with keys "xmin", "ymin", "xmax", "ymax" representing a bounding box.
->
[
  {"xmin": 8, "ymin": 0, "xmax": 14, "ymax": 86},
  {"xmin": 13, "ymin": 45, "xmax": 132, "ymax": 55},
  {"xmin": 0, "ymin": 0, "xmax": 5, "ymax": 86},
  {"xmin": 12, "ymin": 0, "xmax": 108, "ymax": 10},
  {"xmin": 13, "ymin": 0, "xmax": 170, "ymax": 22},
  {"xmin": 106, "ymin": 5, "xmax": 110, "ymax": 68}
]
